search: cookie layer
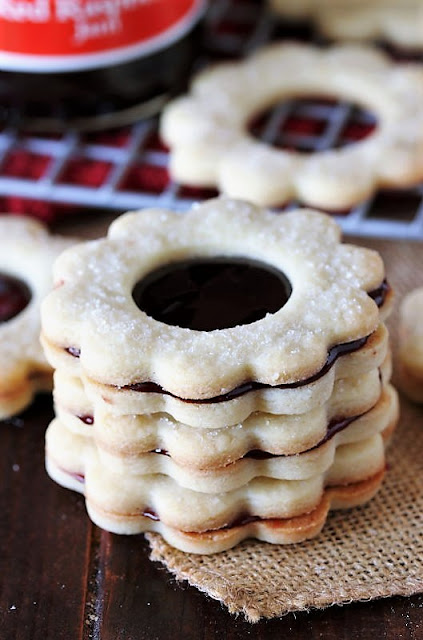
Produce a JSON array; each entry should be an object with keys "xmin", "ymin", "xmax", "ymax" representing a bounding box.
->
[
  {"xmin": 46, "ymin": 459, "xmax": 385, "ymax": 554},
  {"xmin": 53, "ymin": 354, "xmax": 392, "ymax": 467},
  {"xmin": 152, "ymin": 471, "xmax": 386, "ymax": 554},
  {"xmin": 40, "ymin": 199, "xmax": 388, "ymax": 401},
  {"xmin": 46, "ymin": 429, "xmax": 388, "ymax": 537},
  {"xmin": 46, "ymin": 384, "xmax": 397, "ymax": 491},
  {"xmin": 70, "ymin": 324, "xmax": 390, "ymax": 428}
]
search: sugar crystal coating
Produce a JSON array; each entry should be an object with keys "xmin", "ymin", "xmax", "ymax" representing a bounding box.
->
[{"xmin": 41, "ymin": 198, "xmax": 385, "ymax": 399}]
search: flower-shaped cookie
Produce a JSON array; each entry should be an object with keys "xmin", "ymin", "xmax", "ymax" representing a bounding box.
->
[
  {"xmin": 161, "ymin": 43, "xmax": 423, "ymax": 209},
  {"xmin": 269, "ymin": 0, "xmax": 423, "ymax": 50},
  {"xmin": 41, "ymin": 198, "xmax": 387, "ymax": 400},
  {"xmin": 0, "ymin": 216, "xmax": 74, "ymax": 419}
]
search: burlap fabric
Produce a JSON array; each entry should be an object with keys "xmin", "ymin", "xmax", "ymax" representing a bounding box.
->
[{"xmin": 146, "ymin": 237, "xmax": 423, "ymax": 622}]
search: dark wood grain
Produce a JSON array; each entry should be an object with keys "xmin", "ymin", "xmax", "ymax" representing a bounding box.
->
[
  {"xmin": 0, "ymin": 397, "xmax": 92, "ymax": 639},
  {"xmin": 1, "ymin": 395, "xmax": 423, "ymax": 640}
]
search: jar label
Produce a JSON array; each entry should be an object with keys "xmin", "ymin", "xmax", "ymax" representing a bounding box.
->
[{"xmin": 0, "ymin": 0, "xmax": 206, "ymax": 71}]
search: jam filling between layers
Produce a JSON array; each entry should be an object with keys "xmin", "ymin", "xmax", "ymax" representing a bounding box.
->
[
  {"xmin": 151, "ymin": 411, "xmax": 363, "ymax": 461},
  {"xmin": 140, "ymin": 466, "xmax": 386, "ymax": 531},
  {"xmin": 69, "ymin": 400, "xmax": 373, "ymax": 483},
  {"xmin": 0, "ymin": 272, "xmax": 32, "ymax": 323},
  {"xmin": 61, "ymin": 415, "xmax": 384, "ymax": 532},
  {"xmin": 149, "ymin": 412, "xmax": 367, "ymax": 468},
  {"xmin": 76, "ymin": 402, "xmax": 367, "ymax": 455},
  {"xmin": 125, "ymin": 335, "xmax": 369, "ymax": 403},
  {"xmin": 64, "ymin": 276, "xmax": 389, "ymax": 403}
]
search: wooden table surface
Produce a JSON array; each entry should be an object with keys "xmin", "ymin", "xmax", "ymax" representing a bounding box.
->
[{"xmin": 1, "ymin": 213, "xmax": 423, "ymax": 639}]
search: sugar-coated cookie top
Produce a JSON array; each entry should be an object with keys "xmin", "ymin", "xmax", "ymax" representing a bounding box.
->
[{"xmin": 41, "ymin": 198, "xmax": 385, "ymax": 398}]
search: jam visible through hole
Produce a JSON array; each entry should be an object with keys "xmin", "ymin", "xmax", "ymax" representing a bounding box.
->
[
  {"xmin": 132, "ymin": 258, "xmax": 292, "ymax": 331},
  {"xmin": 0, "ymin": 272, "xmax": 31, "ymax": 323},
  {"xmin": 248, "ymin": 97, "xmax": 378, "ymax": 153}
]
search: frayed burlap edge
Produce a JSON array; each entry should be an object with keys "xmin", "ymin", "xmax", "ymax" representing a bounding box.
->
[{"xmin": 147, "ymin": 533, "xmax": 423, "ymax": 623}]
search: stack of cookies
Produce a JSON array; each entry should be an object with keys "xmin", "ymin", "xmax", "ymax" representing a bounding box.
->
[{"xmin": 41, "ymin": 198, "xmax": 398, "ymax": 553}]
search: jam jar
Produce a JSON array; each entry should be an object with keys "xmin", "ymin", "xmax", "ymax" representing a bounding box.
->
[{"xmin": 0, "ymin": 0, "xmax": 206, "ymax": 131}]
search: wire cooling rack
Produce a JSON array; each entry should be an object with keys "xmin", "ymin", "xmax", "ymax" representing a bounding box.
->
[{"xmin": 0, "ymin": 0, "xmax": 423, "ymax": 240}]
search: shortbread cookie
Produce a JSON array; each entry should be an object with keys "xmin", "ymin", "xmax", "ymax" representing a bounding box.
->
[
  {"xmin": 53, "ymin": 352, "xmax": 392, "ymax": 465},
  {"xmin": 269, "ymin": 1, "xmax": 423, "ymax": 50},
  {"xmin": 0, "ymin": 216, "xmax": 74, "ymax": 419},
  {"xmin": 160, "ymin": 43, "xmax": 423, "ymax": 209},
  {"xmin": 97, "ymin": 382, "xmax": 397, "ymax": 475},
  {"xmin": 45, "ymin": 454, "xmax": 386, "ymax": 553},
  {"xmin": 80, "ymin": 324, "xmax": 390, "ymax": 427},
  {"xmin": 46, "ymin": 384, "xmax": 398, "ymax": 491},
  {"xmin": 46, "ymin": 428, "xmax": 388, "ymax": 554},
  {"xmin": 41, "ymin": 198, "xmax": 390, "ymax": 403},
  {"xmin": 398, "ymin": 287, "xmax": 423, "ymax": 403},
  {"xmin": 48, "ymin": 431, "xmax": 387, "ymax": 527}
]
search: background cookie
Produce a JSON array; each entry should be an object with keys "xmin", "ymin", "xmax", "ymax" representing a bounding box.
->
[
  {"xmin": 269, "ymin": 0, "xmax": 423, "ymax": 50},
  {"xmin": 161, "ymin": 44, "xmax": 423, "ymax": 210},
  {"xmin": 0, "ymin": 216, "xmax": 75, "ymax": 419}
]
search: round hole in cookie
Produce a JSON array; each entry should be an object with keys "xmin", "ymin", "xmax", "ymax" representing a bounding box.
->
[
  {"xmin": 132, "ymin": 258, "xmax": 292, "ymax": 331},
  {"xmin": 248, "ymin": 97, "xmax": 378, "ymax": 153},
  {"xmin": 0, "ymin": 272, "xmax": 32, "ymax": 323}
]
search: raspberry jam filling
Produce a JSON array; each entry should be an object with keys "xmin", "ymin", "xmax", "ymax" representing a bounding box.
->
[
  {"xmin": 77, "ymin": 414, "xmax": 94, "ymax": 425},
  {"xmin": 245, "ymin": 413, "xmax": 360, "ymax": 458},
  {"xmin": 0, "ymin": 272, "xmax": 31, "ymax": 323},
  {"xmin": 132, "ymin": 257, "xmax": 293, "ymax": 331},
  {"xmin": 66, "ymin": 346, "xmax": 81, "ymax": 358},
  {"xmin": 76, "ymin": 403, "xmax": 366, "ymax": 459},
  {"xmin": 368, "ymin": 279, "xmax": 390, "ymax": 307}
]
